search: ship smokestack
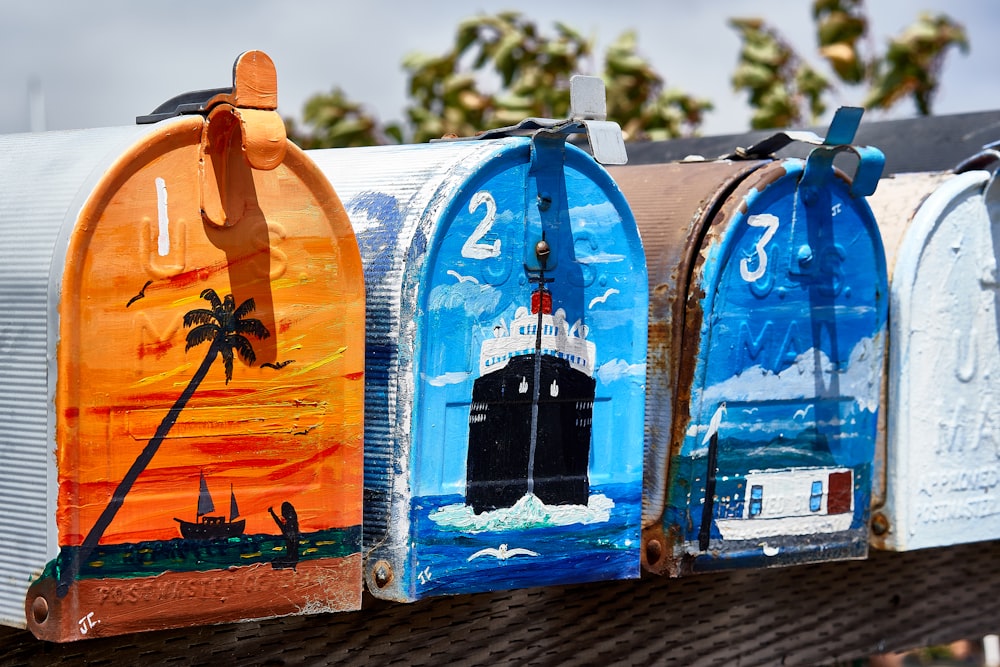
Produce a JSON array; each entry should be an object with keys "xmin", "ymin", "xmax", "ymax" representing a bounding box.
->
[{"xmin": 531, "ymin": 289, "xmax": 552, "ymax": 315}]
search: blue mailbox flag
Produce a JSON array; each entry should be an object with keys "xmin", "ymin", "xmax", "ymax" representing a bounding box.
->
[
  {"xmin": 667, "ymin": 116, "xmax": 888, "ymax": 571},
  {"xmin": 310, "ymin": 135, "xmax": 647, "ymax": 600}
]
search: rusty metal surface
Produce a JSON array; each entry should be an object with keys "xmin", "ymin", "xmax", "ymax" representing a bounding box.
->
[
  {"xmin": 608, "ymin": 159, "xmax": 767, "ymax": 574},
  {"xmin": 1, "ymin": 540, "xmax": 998, "ymax": 666}
]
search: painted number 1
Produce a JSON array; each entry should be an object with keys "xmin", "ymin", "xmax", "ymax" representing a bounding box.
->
[
  {"xmin": 740, "ymin": 213, "xmax": 779, "ymax": 283},
  {"xmin": 462, "ymin": 191, "xmax": 501, "ymax": 259}
]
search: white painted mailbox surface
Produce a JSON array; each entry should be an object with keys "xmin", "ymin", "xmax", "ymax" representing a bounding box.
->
[{"xmin": 868, "ymin": 167, "xmax": 1000, "ymax": 551}]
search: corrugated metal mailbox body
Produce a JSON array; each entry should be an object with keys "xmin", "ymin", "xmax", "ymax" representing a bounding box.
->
[
  {"xmin": 310, "ymin": 133, "xmax": 647, "ymax": 601},
  {"xmin": 612, "ymin": 109, "xmax": 888, "ymax": 575},
  {"xmin": 0, "ymin": 52, "xmax": 365, "ymax": 641},
  {"xmin": 867, "ymin": 156, "xmax": 1000, "ymax": 551}
]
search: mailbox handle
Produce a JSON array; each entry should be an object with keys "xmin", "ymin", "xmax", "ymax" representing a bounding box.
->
[
  {"xmin": 137, "ymin": 50, "xmax": 280, "ymax": 124},
  {"xmin": 800, "ymin": 142, "xmax": 885, "ymax": 198},
  {"xmin": 137, "ymin": 50, "xmax": 289, "ymax": 226},
  {"xmin": 954, "ymin": 148, "xmax": 1000, "ymax": 175},
  {"xmin": 953, "ymin": 143, "xmax": 1000, "ymax": 226}
]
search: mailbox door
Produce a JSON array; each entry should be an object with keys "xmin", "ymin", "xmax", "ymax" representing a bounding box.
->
[
  {"xmin": 876, "ymin": 170, "xmax": 1000, "ymax": 550},
  {"xmin": 608, "ymin": 160, "xmax": 769, "ymax": 548},
  {"xmin": 26, "ymin": 115, "xmax": 364, "ymax": 640},
  {"xmin": 408, "ymin": 142, "xmax": 647, "ymax": 598},
  {"xmin": 667, "ymin": 159, "xmax": 887, "ymax": 572}
]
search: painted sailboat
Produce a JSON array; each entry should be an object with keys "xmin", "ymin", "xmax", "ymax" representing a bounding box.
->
[
  {"xmin": 465, "ymin": 273, "xmax": 597, "ymax": 513},
  {"xmin": 173, "ymin": 471, "xmax": 246, "ymax": 540}
]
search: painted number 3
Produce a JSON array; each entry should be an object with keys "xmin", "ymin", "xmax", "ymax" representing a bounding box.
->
[
  {"xmin": 740, "ymin": 213, "xmax": 780, "ymax": 283},
  {"xmin": 462, "ymin": 191, "xmax": 501, "ymax": 259}
]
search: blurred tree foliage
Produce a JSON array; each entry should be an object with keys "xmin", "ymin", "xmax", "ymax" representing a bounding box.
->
[
  {"xmin": 731, "ymin": 0, "xmax": 968, "ymax": 128},
  {"xmin": 288, "ymin": 5, "xmax": 968, "ymax": 147},
  {"xmin": 288, "ymin": 12, "xmax": 711, "ymax": 148},
  {"xmin": 285, "ymin": 87, "xmax": 403, "ymax": 149}
]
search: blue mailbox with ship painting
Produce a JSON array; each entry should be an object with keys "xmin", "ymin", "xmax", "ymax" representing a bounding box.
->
[
  {"xmin": 611, "ymin": 108, "xmax": 887, "ymax": 575},
  {"xmin": 309, "ymin": 77, "xmax": 647, "ymax": 601}
]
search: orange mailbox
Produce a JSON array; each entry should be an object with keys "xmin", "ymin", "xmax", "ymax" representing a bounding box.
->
[{"xmin": 0, "ymin": 51, "xmax": 364, "ymax": 641}]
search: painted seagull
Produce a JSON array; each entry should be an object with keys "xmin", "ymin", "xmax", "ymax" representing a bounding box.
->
[{"xmin": 467, "ymin": 543, "xmax": 540, "ymax": 562}]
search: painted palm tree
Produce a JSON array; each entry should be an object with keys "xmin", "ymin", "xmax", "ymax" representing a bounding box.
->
[{"xmin": 57, "ymin": 288, "xmax": 270, "ymax": 596}]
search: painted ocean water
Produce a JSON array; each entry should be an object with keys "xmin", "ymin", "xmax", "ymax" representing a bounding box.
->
[
  {"xmin": 408, "ymin": 482, "xmax": 641, "ymax": 597},
  {"xmin": 48, "ymin": 526, "xmax": 362, "ymax": 581}
]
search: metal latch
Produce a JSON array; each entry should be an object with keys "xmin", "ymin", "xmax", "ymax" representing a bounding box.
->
[
  {"xmin": 438, "ymin": 75, "xmax": 628, "ymax": 166},
  {"xmin": 724, "ymin": 107, "xmax": 885, "ymax": 198}
]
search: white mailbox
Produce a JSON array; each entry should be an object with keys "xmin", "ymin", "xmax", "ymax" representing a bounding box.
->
[{"xmin": 868, "ymin": 151, "xmax": 1000, "ymax": 551}]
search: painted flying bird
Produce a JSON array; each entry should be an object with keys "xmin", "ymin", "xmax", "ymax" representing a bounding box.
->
[
  {"xmin": 126, "ymin": 280, "xmax": 153, "ymax": 308},
  {"xmin": 467, "ymin": 543, "xmax": 540, "ymax": 561},
  {"xmin": 261, "ymin": 360, "xmax": 294, "ymax": 370},
  {"xmin": 447, "ymin": 269, "xmax": 479, "ymax": 284},
  {"xmin": 588, "ymin": 287, "xmax": 619, "ymax": 309}
]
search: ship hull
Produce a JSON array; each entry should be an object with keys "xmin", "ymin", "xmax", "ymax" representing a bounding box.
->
[
  {"xmin": 174, "ymin": 517, "xmax": 246, "ymax": 541},
  {"xmin": 466, "ymin": 354, "xmax": 595, "ymax": 513}
]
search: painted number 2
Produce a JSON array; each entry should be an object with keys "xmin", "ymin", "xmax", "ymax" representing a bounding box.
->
[
  {"xmin": 462, "ymin": 191, "xmax": 501, "ymax": 259},
  {"xmin": 740, "ymin": 213, "xmax": 780, "ymax": 283}
]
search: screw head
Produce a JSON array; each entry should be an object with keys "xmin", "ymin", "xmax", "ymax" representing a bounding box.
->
[
  {"xmin": 535, "ymin": 239, "xmax": 551, "ymax": 265},
  {"xmin": 538, "ymin": 192, "xmax": 552, "ymax": 211}
]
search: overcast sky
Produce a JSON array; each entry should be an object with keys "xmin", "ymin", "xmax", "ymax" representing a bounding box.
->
[{"xmin": 2, "ymin": 1, "xmax": 998, "ymax": 138}]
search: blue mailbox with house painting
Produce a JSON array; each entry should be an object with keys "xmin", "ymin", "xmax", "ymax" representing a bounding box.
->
[
  {"xmin": 309, "ymin": 77, "xmax": 647, "ymax": 601},
  {"xmin": 612, "ymin": 108, "xmax": 887, "ymax": 575}
]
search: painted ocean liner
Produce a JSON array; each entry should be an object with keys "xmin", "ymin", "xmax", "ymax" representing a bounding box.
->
[{"xmin": 466, "ymin": 273, "xmax": 597, "ymax": 513}]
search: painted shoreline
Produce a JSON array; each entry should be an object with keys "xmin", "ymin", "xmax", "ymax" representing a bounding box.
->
[{"xmin": 25, "ymin": 552, "xmax": 361, "ymax": 642}]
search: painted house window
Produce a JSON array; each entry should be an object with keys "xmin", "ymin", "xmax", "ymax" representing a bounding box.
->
[
  {"xmin": 749, "ymin": 485, "xmax": 763, "ymax": 517},
  {"xmin": 809, "ymin": 480, "xmax": 824, "ymax": 512}
]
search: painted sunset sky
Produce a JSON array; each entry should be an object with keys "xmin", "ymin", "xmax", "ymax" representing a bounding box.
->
[{"xmin": 56, "ymin": 131, "xmax": 365, "ymax": 546}]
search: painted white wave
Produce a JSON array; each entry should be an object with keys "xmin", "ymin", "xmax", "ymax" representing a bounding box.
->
[{"xmin": 429, "ymin": 492, "xmax": 614, "ymax": 533}]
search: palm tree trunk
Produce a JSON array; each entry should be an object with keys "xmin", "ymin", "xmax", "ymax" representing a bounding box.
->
[{"xmin": 57, "ymin": 344, "xmax": 220, "ymax": 597}]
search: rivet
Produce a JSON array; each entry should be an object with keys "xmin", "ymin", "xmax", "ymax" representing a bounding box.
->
[
  {"xmin": 797, "ymin": 245, "xmax": 813, "ymax": 265},
  {"xmin": 372, "ymin": 560, "xmax": 393, "ymax": 589},
  {"xmin": 871, "ymin": 512, "xmax": 890, "ymax": 536},
  {"xmin": 31, "ymin": 595, "xmax": 48, "ymax": 625},
  {"xmin": 645, "ymin": 539, "xmax": 663, "ymax": 567}
]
